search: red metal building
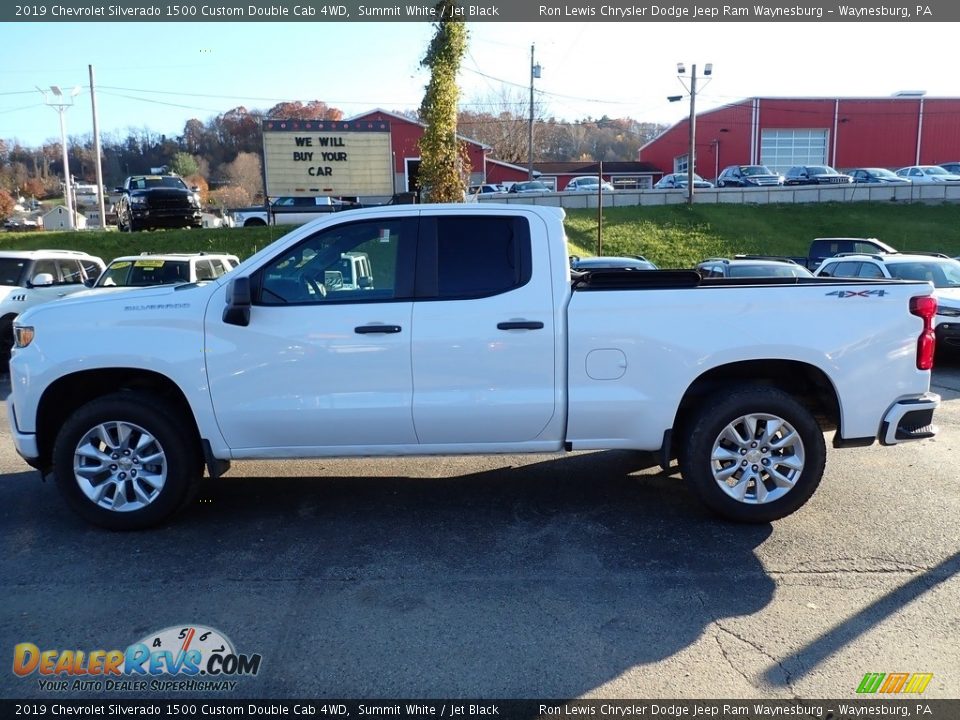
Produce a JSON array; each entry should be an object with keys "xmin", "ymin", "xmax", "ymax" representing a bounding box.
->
[
  {"xmin": 639, "ymin": 95, "xmax": 960, "ymax": 181},
  {"xmin": 349, "ymin": 109, "xmax": 528, "ymax": 194}
]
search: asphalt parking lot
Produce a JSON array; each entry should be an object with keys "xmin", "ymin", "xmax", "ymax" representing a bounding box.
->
[{"xmin": 0, "ymin": 364, "xmax": 958, "ymax": 701}]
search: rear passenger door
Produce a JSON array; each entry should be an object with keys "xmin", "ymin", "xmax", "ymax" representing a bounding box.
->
[{"xmin": 410, "ymin": 213, "xmax": 557, "ymax": 445}]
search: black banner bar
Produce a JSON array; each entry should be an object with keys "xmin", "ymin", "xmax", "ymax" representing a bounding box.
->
[
  {"xmin": 1, "ymin": 0, "xmax": 955, "ymax": 23},
  {"xmin": 2, "ymin": 699, "xmax": 959, "ymax": 720}
]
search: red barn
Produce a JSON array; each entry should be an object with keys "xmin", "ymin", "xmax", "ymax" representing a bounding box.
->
[
  {"xmin": 639, "ymin": 95, "xmax": 960, "ymax": 182},
  {"xmin": 348, "ymin": 109, "xmax": 527, "ymax": 196}
]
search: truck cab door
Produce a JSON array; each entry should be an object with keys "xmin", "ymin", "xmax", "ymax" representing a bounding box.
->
[
  {"xmin": 205, "ymin": 216, "xmax": 419, "ymax": 451},
  {"xmin": 410, "ymin": 213, "xmax": 559, "ymax": 446}
]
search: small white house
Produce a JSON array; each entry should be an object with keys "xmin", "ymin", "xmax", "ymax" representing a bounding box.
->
[{"xmin": 41, "ymin": 205, "xmax": 87, "ymax": 231}]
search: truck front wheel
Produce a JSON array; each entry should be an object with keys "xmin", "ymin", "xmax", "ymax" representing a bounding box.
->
[
  {"xmin": 52, "ymin": 393, "xmax": 201, "ymax": 530},
  {"xmin": 679, "ymin": 385, "xmax": 826, "ymax": 523}
]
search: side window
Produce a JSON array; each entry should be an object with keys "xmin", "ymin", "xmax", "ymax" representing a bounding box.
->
[
  {"xmin": 194, "ymin": 260, "xmax": 215, "ymax": 281},
  {"xmin": 80, "ymin": 259, "xmax": 102, "ymax": 280},
  {"xmin": 57, "ymin": 259, "xmax": 84, "ymax": 284},
  {"xmin": 208, "ymin": 259, "xmax": 227, "ymax": 277},
  {"xmin": 818, "ymin": 262, "xmax": 838, "ymax": 277},
  {"xmin": 857, "ymin": 263, "xmax": 885, "ymax": 279},
  {"xmin": 831, "ymin": 262, "xmax": 861, "ymax": 278},
  {"xmin": 419, "ymin": 216, "xmax": 531, "ymax": 300},
  {"xmin": 32, "ymin": 259, "xmax": 59, "ymax": 283},
  {"xmin": 256, "ymin": 218, "xmax": 415, "ymax": 305}
]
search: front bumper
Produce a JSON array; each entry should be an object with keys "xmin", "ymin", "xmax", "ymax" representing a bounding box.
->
[
  {"xmin": 6, "ymin": 400, "xmax": 40, "ymax": 468},
  {"xmin": 879, "ymin": 393, "xmax": 940, "ymax": 446},
  {"xmin": 131, "ymin": 208, "xmax": 202, "ymax": 226}
]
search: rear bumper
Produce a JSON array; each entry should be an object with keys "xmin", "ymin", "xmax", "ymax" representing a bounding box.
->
[{"xmin": 879, "ymin": 393, "xmax": 940, "ymax": 446}]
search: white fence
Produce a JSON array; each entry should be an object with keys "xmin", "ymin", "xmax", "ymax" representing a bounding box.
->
[{"xmin": 480, "ymin": 183, "xmax": 960, "ymax": 209}]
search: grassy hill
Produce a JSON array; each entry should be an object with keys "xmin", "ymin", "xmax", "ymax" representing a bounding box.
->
[{"xmin": 4, "ymin": 202, "xmax": 960, "ymax": 269}]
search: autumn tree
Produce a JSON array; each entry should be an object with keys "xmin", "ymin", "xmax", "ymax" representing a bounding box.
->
[
  {"xmin": 417, "ymin": 0, "xmax": 469, "ymax": 203},
  {"xmin": 0, "ymin": 189, "xmax": 14, "ymax": 221},
  {"xmin": 265, "ymin": 101, "xmax": 343, "ymax": 121}
]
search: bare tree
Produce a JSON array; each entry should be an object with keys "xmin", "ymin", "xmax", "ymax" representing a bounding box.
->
[{"xmin": 222, "ymin": 152, "xmax": 263, "ymax": 201}]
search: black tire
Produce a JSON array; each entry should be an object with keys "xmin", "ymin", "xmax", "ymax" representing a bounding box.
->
[
  {"xmin": 52, "ymin": 392, "xmax": 202, "ymax": 530},
  {"xmin": 679, "ymin": 384, "xmax": 826, "ymax": 523}
]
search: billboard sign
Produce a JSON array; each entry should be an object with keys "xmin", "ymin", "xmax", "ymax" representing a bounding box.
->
[{"xmin": 262, "ymin": 119, "xmax": 393, "ymax": 198}]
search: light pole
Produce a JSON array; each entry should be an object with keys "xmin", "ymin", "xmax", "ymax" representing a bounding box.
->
[
  {"xmin": 668, "ymin": 62, "xmax": 712, "ymax": 204},
  {"xmin": 528, "ymin": 43, "xmax": 541, "ymax": 180},
  {"xmin": 39, "ymin": 85, "xmax": 81, "ymax": 230}
]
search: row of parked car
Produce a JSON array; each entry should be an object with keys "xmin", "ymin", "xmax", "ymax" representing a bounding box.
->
[
  {"xmin": 570, "ymin": 238, "xmax": 960, "ymax": 357},
  {"xmin": 656, "ymin": 163, "xmax": 960, "ymax": 190},
  {"xmin": 0, "ymin": 249, "xmax": 239, "ymax": 359}
]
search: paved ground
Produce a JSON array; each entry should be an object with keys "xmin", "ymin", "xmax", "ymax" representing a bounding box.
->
[{"xmin": 1, "ymin": 365, "xmax": 958, "ymax": 700}]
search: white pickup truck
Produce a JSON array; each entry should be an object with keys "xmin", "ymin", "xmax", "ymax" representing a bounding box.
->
[{"xmin": 7, "ymin": 205, "xmax": 940, "ymax": 530}]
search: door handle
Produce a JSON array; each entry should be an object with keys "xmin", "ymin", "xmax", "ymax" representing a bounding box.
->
[
  {"xmin": 497, "ymin": 321, "xmax": 544, "ymax": 331},
  {"xmin": 354, "ymin": 324, "xmax": 402, "ymax": 334}
]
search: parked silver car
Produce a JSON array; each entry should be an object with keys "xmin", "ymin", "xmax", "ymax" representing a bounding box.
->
[{"xmin": 565, "ymin": 176, "xmax": 615, "ymax": 192}]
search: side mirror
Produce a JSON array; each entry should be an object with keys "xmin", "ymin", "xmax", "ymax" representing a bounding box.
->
[
  {"xmin": 83, "ymin": 278, "xmax": 96, "ymax": 288},
  {"xmin": 222, "ymin": 276, "xmax": 251, "ymax": 327},
  {"xmin": 358, "ymin": 276, "xmax": 373, "ymax": 289},
  {"xmin": 30, "ymin": 273, "xmax": 54, "ymax": 287}
]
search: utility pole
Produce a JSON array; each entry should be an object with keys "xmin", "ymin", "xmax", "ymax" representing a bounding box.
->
[
  {"xmin": 39, "ymin": 85, "xmax": 81, "ymax": 230},
  {"xmin": 668, "ymin": 62, "xmax": 712, "ymax": 205},
  {"xmin": 88, "ymin": 65, "xmax": 107, "ymax": 229},
  {"xmin": 528, "ymin": 44, "xmax": 541, "ymax": 180}
]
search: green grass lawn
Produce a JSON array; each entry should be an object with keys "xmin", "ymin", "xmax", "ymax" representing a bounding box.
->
[{"xmin": 4, "ymin": 202, "xmax": 960, "ymax": 269}]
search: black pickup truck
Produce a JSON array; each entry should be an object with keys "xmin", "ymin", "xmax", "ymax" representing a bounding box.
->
[{"xmin": 114, "ymin": 174, "xmax": 203, "ymax": 232}]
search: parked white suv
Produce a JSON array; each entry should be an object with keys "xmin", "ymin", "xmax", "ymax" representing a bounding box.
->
[
  {"xmin": 93, "ymin": 253, "xmax": 239, "ymax": 288},
  {"xmin": 0, "ymin": 250, "xmax": 105, "ymax": 360},
  {"xmin": 814, "ymin": 252, "xmax": 960, "ymax": 354}
]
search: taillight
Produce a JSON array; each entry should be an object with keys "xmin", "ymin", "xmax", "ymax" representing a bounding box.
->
[{"xmin": 910, "ymin": 295, "xmax": 937, "ymax": 370}]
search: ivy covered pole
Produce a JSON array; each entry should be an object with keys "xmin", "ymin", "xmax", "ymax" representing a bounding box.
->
[{"xmin": 418, "ymin": 0, "xmax": 468, "ymax": 203}]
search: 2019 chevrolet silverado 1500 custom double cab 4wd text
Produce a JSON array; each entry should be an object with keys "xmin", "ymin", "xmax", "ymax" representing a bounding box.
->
[{"xmin": 7, "ymin": 205, "xmax": 940, "ymax": 529}]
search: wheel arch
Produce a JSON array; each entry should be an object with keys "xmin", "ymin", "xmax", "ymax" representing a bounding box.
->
[
  {"xmin": 671, "ymin": 359, "xmax": 840, "ymax": 457},
  {"xmin": 35, "ymin": 368, "xmax": 202, "ymax": 474}
]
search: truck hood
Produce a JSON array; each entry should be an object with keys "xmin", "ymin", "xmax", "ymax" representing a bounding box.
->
[
  {"xmin": 935, "ymin": 287, "xmax": 960, "ymax": 310},
  {"xmin": 17, "ymin": 281, "xmax": 217, "ymax": 325}
]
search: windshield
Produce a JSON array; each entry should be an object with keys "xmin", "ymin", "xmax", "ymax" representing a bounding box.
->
[
  {"xmin": 887, "ymin": 260, "xmax": 960, "ymax": 288},
  {"xmin": 922, "ymin": 166, "xmax": 949, "ymax": 175},
  {"xmin": 806, "ymin": 166, "xmax": 833, "ymax": 175},
  {"xmin": 741, "ymin": 166, "xmax": 773, "ymax": 176},
  {"xmin": 129, "ymin": 176, "xmax": 188, "ymax": 191},
  {"xmin": 729, "ymin": 264, "xmax": 811, "ymax": 278},
  {"xmin": 96, "ymin": 259, "xmax": 191, "ymax": 287},
  {"xmin": 869, "ymin": 168, "xmax": 898, "ymax": 178},
  {"xmin": 0, "ymin": 258, "xmax": 28, "ymax": 286}
]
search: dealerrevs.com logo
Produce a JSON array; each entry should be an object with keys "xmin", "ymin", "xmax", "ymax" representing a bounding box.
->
[{"xmin": 13, "ymin": 625, "xmax": 261, "ymax": 692}]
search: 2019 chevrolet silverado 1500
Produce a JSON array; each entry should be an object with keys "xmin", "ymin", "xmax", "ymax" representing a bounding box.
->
[{"xmin": 7, "ymin": 205, "xmax": 940, "ymax": 529}]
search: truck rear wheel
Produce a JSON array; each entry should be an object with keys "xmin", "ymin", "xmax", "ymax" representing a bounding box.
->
[
  {"xmin": 679, "ymin": 385, "xmax": 826, "ymax": 523},
  {"xmin": 52, "ymin": 393, "xmax": 201, "ymax": 530}
]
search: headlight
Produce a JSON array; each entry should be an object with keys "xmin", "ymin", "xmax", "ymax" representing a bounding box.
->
[
  {"xmin": 129, "ymin": 195, "xmax": 147, "ymax": 206},
  {"xmin": 14, "ymin": 325, "xmax": 35, "ymax": 349}
]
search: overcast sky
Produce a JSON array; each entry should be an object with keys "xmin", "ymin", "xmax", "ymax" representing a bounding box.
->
[{"xmin": 1, "ymin": 21, "xmax": 957, "ymax": 148}]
